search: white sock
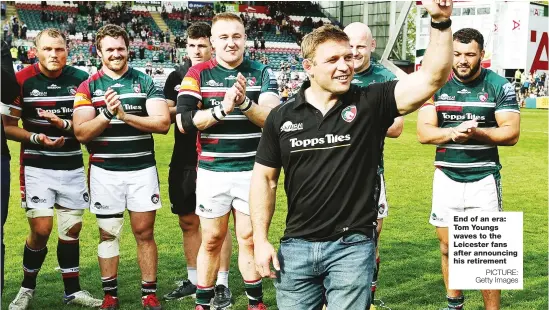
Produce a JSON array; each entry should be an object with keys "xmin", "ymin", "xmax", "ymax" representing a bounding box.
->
[
  {"xmin": 216, "ymin": 271, "xmax": 229, "ymax": 287},
  {"xmin": 187, "ymin": 267, "xmax": 197, "ymax": 285}
]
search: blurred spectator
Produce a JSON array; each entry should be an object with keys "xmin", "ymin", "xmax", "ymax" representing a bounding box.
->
[
  {"xmin": 1, "ymin": 3, "xmax": 5, "ymax": 18},
  {"xmin": 3, "ymin": 22, "xmax": 8, "ymax": 39},
  {"xmin": 20, "ymin": 23, "xmax": 27, "ymax": 40},
  {"xmin": 145, "ymin": 61, "xmax": 152, "ymax": 75},
  {"xmin": 11, "ymin": 19, "xmax": 18, "ymax": 39},
  {"xmin": 27, "ymin": 47, "xmax": 36, "ymax": 64},
  {"xmin": 9, "ymin": 45, "xmax": 17, "ymax": 61}
]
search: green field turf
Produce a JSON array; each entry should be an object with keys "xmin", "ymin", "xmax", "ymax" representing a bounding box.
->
[{"xmin": 1, "ymin": 109, "xmax": 547, "ymax": 310}]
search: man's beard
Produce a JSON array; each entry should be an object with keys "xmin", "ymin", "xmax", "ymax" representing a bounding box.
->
[
  {"xmin": 106, "ymin": 57, "xmax": 127, "ymax": 71},
  {"xmin": 453, "ymin": 59, "xmax": 482, "ymax": 81}
]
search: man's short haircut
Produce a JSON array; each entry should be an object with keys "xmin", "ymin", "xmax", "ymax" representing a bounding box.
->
[
  {"xmin": 453, "ymin": 28, "xmax": 484, "ymax": 51},
  {"xmin": 301, "ymin": 25, "xmax": 349, "ymax": 60},
  {"xmin": 96, "ymin": 24, "xmax": 129, "ymax": 51},
  {"xmin": 187, "ymin": 22, "xmax": 211, "ymax": 39},
  {"xmin": 212, "ymin": 12, "xmax": 244, "ymax": 27},
  {"xmin": 34, "ymin": 28, "xmax": 66, "ymax": 47}
]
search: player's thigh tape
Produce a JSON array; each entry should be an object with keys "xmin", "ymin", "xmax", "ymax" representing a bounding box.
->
[
  {"xmin": 97, "ymin": 215, "xmax": 124, "ymax": 258},
  {"xmin": 57, "ymin": 208, "xmax": 84, "ymax": 241},
  {"xmin": 26, "ymin": 208, "xmax": 54, "ymax": 218}
]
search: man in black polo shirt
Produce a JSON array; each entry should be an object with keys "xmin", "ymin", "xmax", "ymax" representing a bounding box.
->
[
  {"xmin": 250, "ymin": 1, "xmax": 455, "ymax": 308},
  {"xmin": 162, "ymin": 22, "xmax": 233, "ymax": 304}
]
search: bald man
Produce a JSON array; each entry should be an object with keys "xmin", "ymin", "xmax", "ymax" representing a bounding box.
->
[{"xmin": 344, "ymin": 22, "xmax": 405, "ymax": 307}]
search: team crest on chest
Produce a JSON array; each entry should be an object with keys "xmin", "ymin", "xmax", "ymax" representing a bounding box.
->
[
  {"xmin": 67, "ymin": 86, "xmax": 77, "ymax": 95},
  {"xmin": 133, "ymin": 83, "xmax": 141, "ymax": 93},
  {"xmin": 341, "ymin": 105, "xmax": 357, "ymax": 123},
  {"xmin": 248, "ymin": 77, "xmax": 256, "ymax": 86},
  {"xmin": 478, "ymin": 92, "xmax": 489, "ymax": 102}
]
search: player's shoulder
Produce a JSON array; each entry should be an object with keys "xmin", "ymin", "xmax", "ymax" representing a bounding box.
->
[
  {"xmin": 483, "ymin": 69, "xmax": 511, "ymax": 88},
  {"xmin": 190, "ymin": 59, "xmax": 217, "ymax": 75},
  {"xmin": 15, "ymin": 63, "xmax": 39, "ymax": 85},
  {"xmin": 244, "ymin": 58, "xmax": 268, "ymax": 71},
  {"xmin": 64, "ymin": 65, "xmax": 89, "ymax": 81},
  {"xmin": 372, "ymin": 62, "xmax": 396, "ymax": 80}
]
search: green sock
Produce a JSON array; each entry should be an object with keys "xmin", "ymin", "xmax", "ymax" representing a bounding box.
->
[{"xmin": 244, "ymin": 279, "xmax": 263, "ymax": 305}]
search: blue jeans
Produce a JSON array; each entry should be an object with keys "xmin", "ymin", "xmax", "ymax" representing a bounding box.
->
[{"xmin": 275, "ymin": 232, "xmax": 376, "ymax": 310}]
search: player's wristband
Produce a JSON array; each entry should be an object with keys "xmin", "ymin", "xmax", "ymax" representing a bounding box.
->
[
  {"xmin": 62, "ymin": 119, "xmax": 72, "ymax": 131},
  {"xmin": 102, "ymin": 109, "xmax": 114, "ymax": 120},
  {"xmin": 29, "ymin": 133, "xmax": 40, "ymax": 145},
  {"xmin": 239, "ymin": 96, "xmax": 253, "ymax": 112},
  {"xmin": 211, "ymin": 105, "xmax": 226, "ymax": 121},
  {"xmin": 431, "ymin": 18, "xmax": 452, "ymax": 30}
]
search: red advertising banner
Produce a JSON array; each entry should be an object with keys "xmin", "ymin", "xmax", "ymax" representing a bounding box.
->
[{"xmin": 238, "ymin": 5, "xmax": 267, "ymax": 14}]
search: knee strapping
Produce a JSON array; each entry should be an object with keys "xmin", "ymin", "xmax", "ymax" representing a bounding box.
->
[
  {"xmin": 26, "ymin": 208, "xmax": 54, "ymax": 219},
  {"xmin": 97, "ymin": 215, "xmax": 124, "ymax": 258},
  {"xmin": 57, "ymin": 209, "xmax": 84, "ymax": 241}
]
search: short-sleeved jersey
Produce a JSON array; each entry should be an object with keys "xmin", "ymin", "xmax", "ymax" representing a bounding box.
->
[
  {"xmin": 420, "ymin": 68, "xmax": 519, "ymax": 182},
  {"xmin": 14, "ymin": 63, "xmax": 88, "ymax": 170},
  {"xmin": 178, "ymin": 58, "xmax": 279, "ymax": 172},
  {"xmin": 351, "ymin": 62, "xmax": 397, "ymax": 175},
  {"xmin": 74, "ymin": 67, "xmax": 165, "ymax": 171}
]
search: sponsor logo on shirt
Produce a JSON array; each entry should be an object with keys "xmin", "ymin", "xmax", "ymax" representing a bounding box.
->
[
  {"xmin": 341, "ymin": 105, "xmax": 357, "ymax": 123},
  {"xmin": 93, "ymin": 89, "xmax": 105, "ymax": 96},
  {"xmin": 30, "ymin": 89, "xmax": 47, "ymax": 97},
  {"xmin": 439, "ymin": 93, "xmax": 456, "ymax": 101},
  {"xmin": 351, "ymin": 79, "xmax": 362, "ymax": 84},
  {"xmin": 225, "ymin": 75, "xmax": 237, "ymax": 80},
  {"xmin": 47, "ymin": 84, "xmax": 61, "ymax": 90},
  {"xmin": 111, "ymin": 83, "xmax": 125, "ymax": 88},
  {"xmin": 205, "ymin": 79, "xmax": 223, "ymax": 87},
  {"xmin": 174, "ymin": 84, "xmax": 180, "ymax": 91},
  {"xmin": 457, "ymin": 88, "xmax": 471, "ymax": 94},
  {"xmin": 290, "ymin": 134, "xmax": 351, "ymax": 148},
  {"xmin": 280, "ymin": 121, "xmax": 303, "ymax": 132},
  {"xmin": 441, "ymin": 112, "xmax": 486, "ymax": 121}
]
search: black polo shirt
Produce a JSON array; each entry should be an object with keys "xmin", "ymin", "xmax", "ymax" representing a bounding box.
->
[{"xmin": 256, "ymin": 80, "xmax": 399, "ymax": 241}]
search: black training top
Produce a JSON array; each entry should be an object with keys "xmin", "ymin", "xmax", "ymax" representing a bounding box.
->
[
  {"xmin": 256, "ymin": 80, "xmax": 399, "ymax": 241},
  {"xmin": 164, "ymin": 68, "xmax": 198, "ymax": 170}
]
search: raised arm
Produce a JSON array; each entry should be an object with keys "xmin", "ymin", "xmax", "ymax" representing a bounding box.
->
[{"xmin": 394, "ymin": 0, "xmax": 454, "ymax": 115}]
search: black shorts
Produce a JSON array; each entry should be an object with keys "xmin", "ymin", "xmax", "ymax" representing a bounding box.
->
[{"xmin": 168, "ymin": 167, "xmax": 197, "ymax": 215}]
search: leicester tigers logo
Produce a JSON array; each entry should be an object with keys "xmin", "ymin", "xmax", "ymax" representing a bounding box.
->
[{"xmin": 341, "ymin": 105, "xmax": 357, "ymax": 123}]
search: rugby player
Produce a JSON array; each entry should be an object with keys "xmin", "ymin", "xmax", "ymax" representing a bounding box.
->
[
  {"xmin": 417, "ymin": 27, "xmax": 520, "ymax": 310},
  {"xmin": 176, "ymin": 12, "xmax": 279, "ymax": 310},
  {"xmin": 4, "ymin": 28, "xmax": 101, "ymax": 309},
  {"xmin": 162, "ymin": 22, "xmax": 234, "ymax": 303},
  {"xmin": 73, "ymin": 24, "xmax": 170, "ymax": 310}
]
